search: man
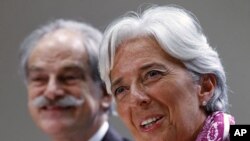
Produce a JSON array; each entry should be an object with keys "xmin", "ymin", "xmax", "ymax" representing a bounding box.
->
[{"xmin": 19, "ymin": 19, "xmax": 129, "ymax": 141}]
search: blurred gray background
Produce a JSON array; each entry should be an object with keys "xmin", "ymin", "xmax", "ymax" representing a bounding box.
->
[{"xmin": 0, "ymin": 0, "xmax": 249, "ymax": 140}]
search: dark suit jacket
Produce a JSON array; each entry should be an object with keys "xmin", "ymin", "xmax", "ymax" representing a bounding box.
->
[{"xmin": 102, "ymin": 127, "xmax": 131, "ymax": 141}]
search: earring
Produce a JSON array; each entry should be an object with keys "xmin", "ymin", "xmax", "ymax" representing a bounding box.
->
[{"xmin": 202, "ymin": 101, "xmax": 207, "ymax": 106}]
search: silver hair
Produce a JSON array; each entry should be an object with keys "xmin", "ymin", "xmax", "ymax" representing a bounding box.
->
[
  {"xmin": 99, "ymin": 5, "xmax": 229, "ymax": 113},
  {"xmin": 19, "ymin": 19, "xmax": 103, "ymax": 84}
]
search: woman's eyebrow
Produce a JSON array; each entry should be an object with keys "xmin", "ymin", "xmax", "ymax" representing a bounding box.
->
[
  {"xmin": 139, "ymin": 63, "xmax": 166, "ymax": 71},
  {"xmin": 111, "ymin": 77, "xmax": 123, "ymax": 89}
]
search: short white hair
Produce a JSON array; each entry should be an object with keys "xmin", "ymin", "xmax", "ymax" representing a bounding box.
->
[
  {"xmin": 99, "ymin": 5, "xmax": 229, "ymax": 113},
  {"xmin": 19, "ymin": 19, "xmax": 103, "ymax": 84}
]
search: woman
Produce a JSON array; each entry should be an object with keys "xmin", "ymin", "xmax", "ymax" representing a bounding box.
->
[{"xmin": 99, "ymin": 5, "xmax": 235, "ymax": 141}]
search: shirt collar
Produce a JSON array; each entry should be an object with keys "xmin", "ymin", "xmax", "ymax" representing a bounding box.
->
[{"xmin": 89, "ymin": 121, "xmax": 109, "ymax": 141}]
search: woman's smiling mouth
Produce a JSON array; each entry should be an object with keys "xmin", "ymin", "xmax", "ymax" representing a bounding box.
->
[{"xmin": 139, "ymin": 115, "xmax": 165, "ymax": 132}]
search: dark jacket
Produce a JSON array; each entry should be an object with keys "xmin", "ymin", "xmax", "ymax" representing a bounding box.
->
[{"xmin": 102, "ymin": 127, "xmax": 131, "ymax": 141}]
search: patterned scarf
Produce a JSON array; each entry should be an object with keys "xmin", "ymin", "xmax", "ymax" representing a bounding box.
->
[{"xmin": 196, "ymin": 111, "xmax": 235, "ymax": 141}]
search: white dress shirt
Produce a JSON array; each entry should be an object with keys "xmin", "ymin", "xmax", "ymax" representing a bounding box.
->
[{"xmin": 89, "ymin": 121, "xmax": 109, "ymax": 141}]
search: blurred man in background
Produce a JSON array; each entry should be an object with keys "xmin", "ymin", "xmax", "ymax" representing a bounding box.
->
[{"xmin": 19, "ymin": 19, "xmax": 129, "ymax": 141}]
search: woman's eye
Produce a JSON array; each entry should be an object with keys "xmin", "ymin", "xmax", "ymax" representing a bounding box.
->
[
  {"xmin": 114, "ymin": 86, "xmax": 126, "ymax": 96},
  {"xmin": 145, "ymin": 70, "xmax": 162, "ymax": 80}
]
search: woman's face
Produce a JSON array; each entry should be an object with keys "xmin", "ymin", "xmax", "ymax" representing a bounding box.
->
[{"xmin": 110, "ymin": 37, "xmax": 206, "ymax": 141}]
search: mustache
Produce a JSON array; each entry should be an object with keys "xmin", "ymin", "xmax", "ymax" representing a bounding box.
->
[{"xmin": 31, "ymin": 95, "xmax": 85, "ymax": 108}]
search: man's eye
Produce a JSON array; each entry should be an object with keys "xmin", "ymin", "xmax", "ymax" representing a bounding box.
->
[
  {"xmin": 29, "ymin": 76, "xmax": 47, "ymax": 85},
  {"xmin": 65, "ymin": 75, "xmax": 78, "ymax": 80},
  {"xmin": 61, "ymin": 75, "xmax": 80, "ymax": 83}
]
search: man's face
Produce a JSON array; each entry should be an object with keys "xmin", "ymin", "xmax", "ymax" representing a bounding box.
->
[
  {"xmin": 110, "ymin": 37, "xmax": 206, "ymax": 141},
  {"xmin": 27, "ymin": 28, "xmax": 103, "ymax": 136}
]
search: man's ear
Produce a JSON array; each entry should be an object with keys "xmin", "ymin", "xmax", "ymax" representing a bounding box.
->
[
  {"xmin": 198, "ymin": 74, "xmax": 217, "ymax": 106},
  {"xmin": 100, "ymin": 83, "xmax": 112, "ymax": 111}
]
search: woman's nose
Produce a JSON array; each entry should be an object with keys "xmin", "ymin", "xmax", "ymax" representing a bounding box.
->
[{"xmin": 129, "ymin": 84, "xmax": 152, "ymax": 108}]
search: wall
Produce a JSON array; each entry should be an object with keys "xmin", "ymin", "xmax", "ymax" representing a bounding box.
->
[{"xmin": 0, "ymin": 0, "xmax": 249, "ymax": 140}]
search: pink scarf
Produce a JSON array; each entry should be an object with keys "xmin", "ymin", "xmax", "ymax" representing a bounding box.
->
[{"xmin": 196, "ymin": 111, "xmax": 235, "ymax": 141}]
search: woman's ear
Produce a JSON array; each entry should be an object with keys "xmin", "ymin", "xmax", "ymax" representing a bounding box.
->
[{"xmin": 198, "ymin": 74, "xmax": 217, "ymax": 106}]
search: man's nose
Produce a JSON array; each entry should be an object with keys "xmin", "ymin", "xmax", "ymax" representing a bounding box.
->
[
  {"xmin": 129, "ymin": 84, "xmax": 151, "ymax": 108},
  {"xmin": 44, "ymin": 77, "xmax": 64, "ymax": 100}
]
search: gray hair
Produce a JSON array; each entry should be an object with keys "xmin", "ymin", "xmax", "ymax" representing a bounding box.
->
[
  {"xmin": 99, "ymin": 5, "xmax": 229, "ymax": 113},
  {"xmin": 19, "ymin": 19, "xmax": 103, "ymax": 84}
]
